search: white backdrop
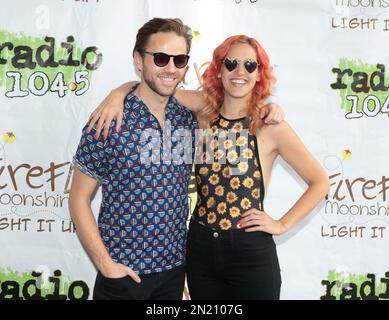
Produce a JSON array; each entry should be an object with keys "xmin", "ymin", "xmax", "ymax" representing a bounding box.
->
[{"xmin": 0, "ymin": 0, "xmax": 388, "ymax": 300}]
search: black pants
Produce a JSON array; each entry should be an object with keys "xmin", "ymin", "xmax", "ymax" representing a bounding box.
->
[
  {"xmin": 93, "ymin": 265, "xmax": 185, "ymax": 300},
  {"xmin": 186, "ymin": 220, "xmax": 281, "ymax": 300}
]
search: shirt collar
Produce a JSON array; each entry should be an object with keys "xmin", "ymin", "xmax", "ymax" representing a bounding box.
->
[{"xmin": 124, "ymin": 83, "xmax": 180, "ymax": 119}]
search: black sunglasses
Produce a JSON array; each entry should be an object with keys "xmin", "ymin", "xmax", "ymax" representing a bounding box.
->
[
  {"xmin": 223, "ymin": 57, "xmax": 259, "ymax": 73},
  {"xmin": 140, "ymin": 50, "xmax": 190, "ymax": 69}
]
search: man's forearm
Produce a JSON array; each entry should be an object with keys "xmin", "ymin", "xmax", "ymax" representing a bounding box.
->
[{"xmin": 69, "ymin": 199, "xmax": 112, "ymax": 272}]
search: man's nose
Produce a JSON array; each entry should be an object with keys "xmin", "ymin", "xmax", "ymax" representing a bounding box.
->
[{"xmin": 165, "ymin": 57, "xmax": 177, "ymax": 72}]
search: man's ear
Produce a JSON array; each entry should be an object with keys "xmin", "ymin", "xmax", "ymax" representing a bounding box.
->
[{"xmin": 134, "ymin": 51, "xmax": 143, "ymax": 72}]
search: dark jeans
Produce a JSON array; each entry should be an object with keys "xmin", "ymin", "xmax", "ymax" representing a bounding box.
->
[
  {"xmin": 93, "ymin": 265, "xmax": 185, "ymax": 300},
  {"xmin": 187, "ymin": 220, "xmax": 281, "ymax": 300}
]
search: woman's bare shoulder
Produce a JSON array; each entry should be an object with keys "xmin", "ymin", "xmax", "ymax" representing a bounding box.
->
[{"xmin": 258, "ymin": 120, "xmax": 292, "ymax": 139}]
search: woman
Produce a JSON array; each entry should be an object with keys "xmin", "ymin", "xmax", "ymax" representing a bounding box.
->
[{"xmin": 88, "ymin": 35, "xmax": 330, "ymax": 300}]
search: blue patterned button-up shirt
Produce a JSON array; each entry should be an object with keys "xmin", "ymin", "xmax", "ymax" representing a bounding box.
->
[{"xmin": 73, "ymin": 87, "xmax": 197, "ymax": 274}]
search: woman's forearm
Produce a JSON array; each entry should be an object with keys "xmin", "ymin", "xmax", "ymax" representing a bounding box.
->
[
  {"xmin": 279, "ymin": 178, "xmax": 330, "ymax": 233},
  {"xmin": 115, "ymin": 81, "xmax": 138, "ymax": 94}
]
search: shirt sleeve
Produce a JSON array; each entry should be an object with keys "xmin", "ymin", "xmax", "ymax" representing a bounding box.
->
[{"xmin": 72, "ymin": 123, "xmax": 109, "ymax": 182}]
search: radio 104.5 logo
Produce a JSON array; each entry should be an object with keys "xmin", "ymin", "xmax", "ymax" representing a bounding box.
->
[
  {"xmin": 331, "ymin": 60, "xmax": 389, "ymax": 119},
  {"xmin": 0, "ymin": 32, "xmax": 102, "ymax": 98}
]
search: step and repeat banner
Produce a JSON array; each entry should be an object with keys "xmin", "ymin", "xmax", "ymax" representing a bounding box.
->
[{"xmin": 0, "ymin": 0, "xmax": 388, "ymax": 300}]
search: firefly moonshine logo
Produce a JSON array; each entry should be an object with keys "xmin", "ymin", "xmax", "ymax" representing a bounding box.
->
[
  {"xmin": 0, "ymin": 31, "xmax": 103, "ymax": 98},
  {"xmin": 330, "ymin": 59, "xmax": 389, "ymax": 119}
]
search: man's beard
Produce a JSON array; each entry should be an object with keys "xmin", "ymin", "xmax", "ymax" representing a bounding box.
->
[{"xmin": 143, "ymin": 70, "xmax": 180, "ymax": 97}]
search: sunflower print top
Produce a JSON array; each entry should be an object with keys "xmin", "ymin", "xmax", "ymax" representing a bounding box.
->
[{"xmin": 192, "ymin": 115, "xmax": 265, "ymax": 231}]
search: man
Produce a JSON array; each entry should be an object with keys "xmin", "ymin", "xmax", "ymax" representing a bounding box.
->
[{"xmin": 69, "ymin": 18, "xmax": 195, "ymax": 300}]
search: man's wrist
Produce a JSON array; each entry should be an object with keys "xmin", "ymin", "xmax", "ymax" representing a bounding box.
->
[{"xmin": 96, "ymin": 254, "xmax": 114, "ymax": 274}]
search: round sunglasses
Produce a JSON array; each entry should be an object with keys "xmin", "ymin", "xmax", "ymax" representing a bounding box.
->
[
  {"xmin": 223, "ymin": 57, "xmax": 259, "ymax": 73},
  {"xmin": 140, "ymin": 50, "xmax": 190, "ymax": 69}
]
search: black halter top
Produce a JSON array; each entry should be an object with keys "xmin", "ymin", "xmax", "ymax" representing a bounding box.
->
[{"xmin": 192, "ymin": 115, "xmax": 265, "ymax": 231}]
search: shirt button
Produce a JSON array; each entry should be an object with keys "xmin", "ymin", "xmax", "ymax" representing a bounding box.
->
[{"xmin": 213, "ymin": 232, "xmax": 219, "ymax": 238}]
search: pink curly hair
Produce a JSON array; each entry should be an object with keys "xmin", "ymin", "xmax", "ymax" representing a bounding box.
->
[{"xmin": 198, "ymin": 35, "xmax": 276, "ymax": 133}]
